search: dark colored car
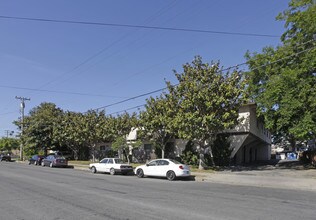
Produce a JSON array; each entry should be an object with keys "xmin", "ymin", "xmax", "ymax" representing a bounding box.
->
[
  {"xmin": 28, "ymin": 155, "xmax": 45, "ymax": 165},
  {"xmin": 41, "ymin": 155, "xmax": 68, "ymax": 168},
  {"xmin": 0, "ymin": 154, "xmax": 11, "ymax": 162}
]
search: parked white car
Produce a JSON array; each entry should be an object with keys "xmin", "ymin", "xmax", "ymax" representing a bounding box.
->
[
  {"xmin": 89, "ymin": 158, "xmax": 134, "ymax": 175},
  {"xmin": 135, "ymin": 159, "xmax": 190, "ymax": 181}
]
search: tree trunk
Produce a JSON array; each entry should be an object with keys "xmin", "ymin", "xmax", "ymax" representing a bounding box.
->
[
  {"xmin": 161, "ymin": 148, "xmax": 165, "ymax": 159},
  {"xmin": 127, "ymin": 154, "xmax": 130, "ymax": 164},
  {"xmin": 198, "ymin": 152, "xmax": 204, "ymax": 170},
  {"xmin": 123, "ymin": 148, "xmax": 130, "ymax": 164},
  {"xmin": 208, "ymin": 146, "xmax": 215, "ymax": 167},
  {"xmin": 289, "ymin": 138, "xmax": 296, "ymax": 152},
  {"xmin": 92, "ymin": 144, "xmax": 96, "ymax": 162},
  {"xmin": 74, "ymin": 150, "xmax": 79, "ymax": 161}
]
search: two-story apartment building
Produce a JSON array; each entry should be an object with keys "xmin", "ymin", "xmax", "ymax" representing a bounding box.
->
[
  {"xmin": 228, "ymin": 103, "xmax": 271, "ymax": 164},
  {"xmin": 94, "ymin": 103, "xmax": 271, "ymax": 165}
]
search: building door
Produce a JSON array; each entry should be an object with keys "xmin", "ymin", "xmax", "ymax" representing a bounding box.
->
[
  {"xmin": 243, "ymin": 146, "xmax": 246, "ymax": 163},
  {"xmin": 144, "ymin": 144, "xmax": 152, "ymax": 160}
]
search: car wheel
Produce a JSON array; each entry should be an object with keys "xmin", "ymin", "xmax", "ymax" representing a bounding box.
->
[
  {"xmin": 136, "ymin": 169, "xmax": 144, "ymax": 178},
  {"xmin": 49, "ymin": 162, "xmax": 53, "ymax": 168},
  {"xmin": 41, "ymin": 161, "xmax": 45, "ymax": 167},
  {"xmin": 91, "ymin": 166, "xmax": 97, "ymax": 174},
  {"xmin": 34, "ymin": 161, "xmax": 37, "ymax": 165},
  {"xmin": 110, "ymin": 168, "xmax": 115, "ymax": 175},
  {"xmin": 166, "ymin": 170, "xmax": 176, "ymax": 181},
  {"xmin": 28, "ymin": 161, "xmax": 31, "ymax": 165}
]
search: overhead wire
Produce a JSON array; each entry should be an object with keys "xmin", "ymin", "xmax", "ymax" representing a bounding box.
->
[
  {"xmin": 0, "ymin": 111, "xmax": 18, "ymax": 116},
  {"xmin": 2, "ymin": 1, "xmax": 182, "ymax": 100},
  {"xmin": 97, "ymin": 41, "xmax": 316, "ymax": 115},
  {"xmin": 0, "ymin": 2, "xmax": 187, "ymax": 118},
  {"xmin": 11, "ymin": 42, "xmax": 315, "ymax": 121},
  {"xmin": 1, "ymin": 9, "xmax": 312, "ymax": 117},
  {"xmin": 52, "ymin": 1, "xmax": 182, "ymax": 89},
  {"xmin": 106, "ymin": 105, "xmax": 145, "ymax": 116},
  {"xmin": 0, "ymin": 15, "xmax": 280, "ymax": 38},
  {"xmin": 0, "ymin": 4, "xmax": 281, "ymax": 97},
  {"xmin": 39, "ymin": 1, "xmax": 180, "ymax": 88},
  {"xmin": 0, "ymin": 84, "xmax": 128, "ymax": 98}
]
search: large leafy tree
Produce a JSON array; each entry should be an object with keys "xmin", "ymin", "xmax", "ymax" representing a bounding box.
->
[
  {"xmin": 54, "ymin": 110, "xmax": 112, "ymax": 160},
  {"xmin": 21, "ymin": 102, "xmax": 63, "ymax": 156},
  {"xmin": 167, "ymin": 56, "xmax": 246, "ymax": 169},
  {"xmin": 0, "ymin": 137, "xmax": 20, "ymax": 152},
  {"xmin": 245, "ymin": 0, "xmax": 316, "ymax": 146},
  {"xmin": 140, "ymin": 95, "xmax": 176, "ymax": 158},
  {"xmin": 83, "ymin": 110, "xmax": 112, "ymax": 161},
  {"xmin": 54, "ymin": 111, "xmax": 86, "ymax": 160}
]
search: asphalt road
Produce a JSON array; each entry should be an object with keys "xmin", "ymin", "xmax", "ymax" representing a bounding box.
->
[{"xmin": 0, "ymin": 162, "xmax": 315, "ymax": 220}]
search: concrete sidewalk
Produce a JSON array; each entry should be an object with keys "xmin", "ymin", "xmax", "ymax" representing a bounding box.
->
[
  {"xmin": 194, "ymin": 160, "xmax": 316, "ymax": 191},
  {"xmin": 194, "ymin": 170, "xmax": 316, "ymax": 191}
]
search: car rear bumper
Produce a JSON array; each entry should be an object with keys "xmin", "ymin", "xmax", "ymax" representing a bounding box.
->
[
  {"xmin": 175, "ymin": 170, "xmax": 191, "ymax": 177},
  {"xmin": 116, "ymin": 168, "xmax": 134, "ymax": 174}
]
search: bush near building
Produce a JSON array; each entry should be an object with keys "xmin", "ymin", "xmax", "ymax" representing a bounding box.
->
[{"xmin": 299, "ymin": 150, "xmax": 316, "ymax": 167}]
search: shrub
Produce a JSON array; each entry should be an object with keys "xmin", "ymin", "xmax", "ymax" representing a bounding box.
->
[
  {"xmin": 180, "ymin": 141, "xmax": 199, "ymax": 166},
  {"xmin": 211, "ymin": 134, "xmax": 232, "ymax": 166},
  {"xmin": 300, "ymin": 150, "xmax": 316, "ymax": 166}
]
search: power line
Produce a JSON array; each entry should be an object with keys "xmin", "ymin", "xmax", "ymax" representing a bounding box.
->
[
  {"xmin": 0, "ymin": 111, "xmax": 17, "ymax": 116},
  {"xmin": 91, "ymin": 42, "xmax": 316, "ymax": 114},
  {"xmin": 90, "ymin": 87, "xmax": 167, "ymax": 112},
  {"xmin": 15, "ymin": 2, "xmax": 185, "ymax": 93},
  {"xmin": 0, "ymin": 15, "xmax": 280, "ymax": 38},
  {"xmin": 107, "ymin": 105, "xmax": 145, "ymax": 116},
  {"xmin": 0, "ymin": 84, "xmax": 127, "ymax": 98}
]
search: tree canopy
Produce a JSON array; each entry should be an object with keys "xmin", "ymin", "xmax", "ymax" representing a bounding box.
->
[
  {"xmin": 245, "ymin": 0, "xmax": 316, "ymax": 145},
  {"xmin": 167, "ymin": 56, "xmax": 246, "ymax": 168},
  {"xmin": 0, "ymin": 137, "xmax": 20, "ymax": 152},
  {"xmin": 140, "ymin": 95, "xmax": 176, "ymax": 158},
  {"xmin": 20, "ymin": 102, "xmax": 63, "ymax": 156}
]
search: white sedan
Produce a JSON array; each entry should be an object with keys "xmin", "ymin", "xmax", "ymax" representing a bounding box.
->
[
  {"xmin": 89, "ymin": 158, "xmax": 134, "ymax": 175},
  {"xmin": 135, "ymin": 159, "xmax": 190, "ymax": 181}
]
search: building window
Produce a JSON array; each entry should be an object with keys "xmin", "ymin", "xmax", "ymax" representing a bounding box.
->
[
  {"xmin": 100, "ymin": 146, "xmax": 106, "ymax": 151},
  {"xmin": 144, "ymin": 144, "xmax": 152, "ymax": 159}
]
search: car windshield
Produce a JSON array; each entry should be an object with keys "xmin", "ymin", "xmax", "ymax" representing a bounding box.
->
[
  {"xmin": 100, "ymin": 158, "xmax": 108, "ymax": 163},
  {"xmin": 114, "ymin": 159, "xmax": 124, "ymax": 164}
]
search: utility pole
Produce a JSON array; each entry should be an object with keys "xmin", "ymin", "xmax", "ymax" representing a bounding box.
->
[
  {"xmin": 4, "ymin": 130, "xmax": 14, "ymax": 138},
  {"xmin": 15, "ymin": 96, "xmax": 30, "ymax": 161}
]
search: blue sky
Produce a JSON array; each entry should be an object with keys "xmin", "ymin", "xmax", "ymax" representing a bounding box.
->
[{"xmin": 0, "ymin": 0, "xmax": 289, "ymax": 136}]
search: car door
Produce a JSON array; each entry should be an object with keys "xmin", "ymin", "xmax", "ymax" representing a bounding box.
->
[
  {"xmin": 44, "ymin": 156, "xmax": 51, "ymax": 166},
  {"xmin": 156, "ymin": 160, "xmax": 170, "ymax": 176},
  {"xmin": 144, "ymin": 160, "xmax": 159, "ymax": 176},
  {"xmin": 31, "ymin": 155, "xmax": 37, "ymax": 163},
  {"xmin": 106, "ymin": 158, "xmax": 114, "ymax": 172},
  {"xmin": 97, "ymin": 158, "xmax": 108, "ymax": 172}
]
